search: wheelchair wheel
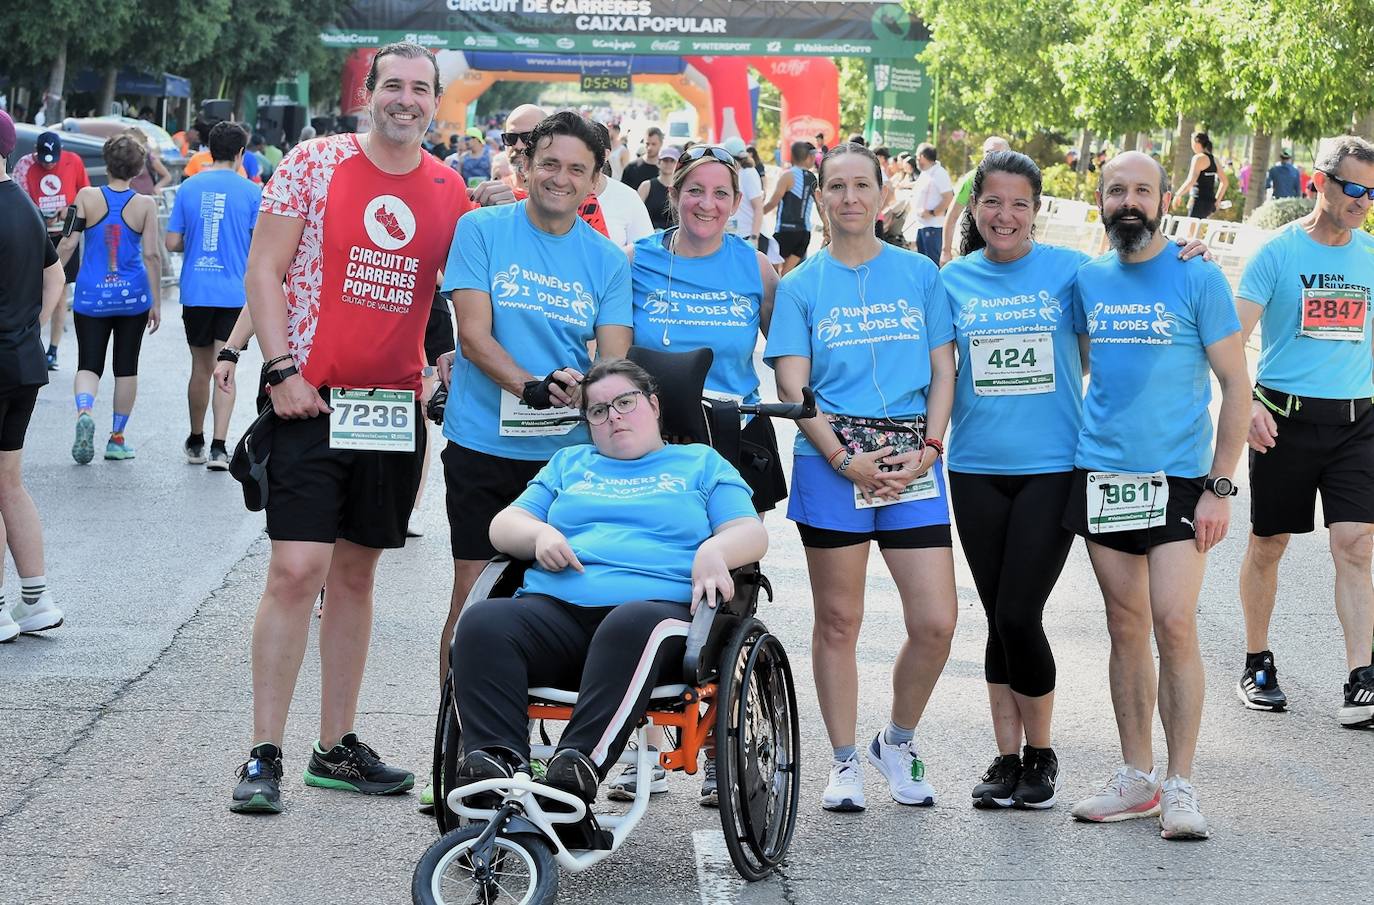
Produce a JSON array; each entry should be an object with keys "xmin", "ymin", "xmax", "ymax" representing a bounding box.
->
[
  {"xmin": 432, "ymin": 679, "xmax": 466, "ymax": 834},
  {"xmin": 412, "ymin": 824, "xmax": 558, "ymax": 905},
  {"xmin": 714, "ymin": 618, "xmax": 800, "ymax": 881}
]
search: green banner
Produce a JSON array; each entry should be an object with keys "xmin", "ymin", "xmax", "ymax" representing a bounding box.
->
[
  {"xmin": 865, "ymin": 54, "xmax": 931, "ymax": 152},
  {"xmin": 321, "ymin": 29, "xmax": 908, "ymax": 57}
]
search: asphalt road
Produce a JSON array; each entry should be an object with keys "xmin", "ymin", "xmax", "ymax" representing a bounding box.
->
[{"xmin": 2, "ymin": 294, "xmax": 1370, "ymax": 905}]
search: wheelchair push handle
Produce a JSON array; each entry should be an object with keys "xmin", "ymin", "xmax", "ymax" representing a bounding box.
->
[{"xmin": 739, "ymin": 386, "xmax": 817, "ymax": 422}]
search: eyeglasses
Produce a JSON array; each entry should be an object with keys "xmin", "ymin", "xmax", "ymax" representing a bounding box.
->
[
  {"xmin": 1319, "ymin": 169, "xmax": 1374, "ymax": 201},
  {"xmin": 585, "ymin": 390, "xmax": 646, "ymax": 425},
  {"xmin": 679, "ymin": 145, "xmax": 739, "ymax": 169},
  {"xmin": 501, "ymin": 130, "xmax": 533, "ymax": 148}
]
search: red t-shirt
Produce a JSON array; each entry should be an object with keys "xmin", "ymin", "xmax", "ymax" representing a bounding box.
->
[
  {"xmin": 510, "ymin": 187, "xmax": 609, "ymax": 237},
  {"xmin": 260, "ymin": 134, "xmax": 472, "ymax": 392},
  {"xmin": 12, "ymin": 151, "xmax": 91, "ymax": 230}
]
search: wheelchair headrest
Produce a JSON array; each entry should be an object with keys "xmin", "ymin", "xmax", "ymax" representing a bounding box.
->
[{"xmin": 626, "ymin": 345, "xmax": 713, "ymax": 443}]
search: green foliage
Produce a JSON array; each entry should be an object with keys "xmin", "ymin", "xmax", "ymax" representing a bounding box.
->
[
  {"xmin": 837, "ymin": 58, "xmax": 869, "ymax": 134},
  {"xmin": 752, "ymin": 76, "xmax": 781, "ymax": 164},
  {"xmin": 1245, "ymin": 197, "xmax": 1315, "ymax": 229},
  {"xmin": 1040, "ymin": 164, "xmax": 1096, "ymax": 203}
]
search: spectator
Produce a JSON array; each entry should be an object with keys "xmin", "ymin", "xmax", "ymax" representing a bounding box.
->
[
  {"xmin": 621, "ymin": 126, "xmax": 663, "ymax": 189},
  {"xmin": 911, "ymin": 142, "xmax": 953, "ymax": 265},
  {"xmin": 1265, "ymin": 149, "xmax": 1302, "ymax": 199}
]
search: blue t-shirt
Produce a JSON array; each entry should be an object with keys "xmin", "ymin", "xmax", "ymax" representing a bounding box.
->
[
  {"xmin": 168, "ymin": 169, "xmax": 261, "ymax": 309},
  {"xmin": 1074, "ymin": 246, "xmax": 1240, "ymax": 477},
  {"xmin": 512, "ymin": 443, "xmax": 758, "ymax": 607},
  {"xmin": 764, "ymin": 244, "xmax": 953, "ymax": 456},
  {"xmin": 1238, "ymin": 222, "xmax": 1374, "ymax": 400},
  {"xmin": 241, "ymin": 150, "xmax": 262, "ymax": 182},
  {"xmin": 461, "ymin": 148, "xmax": 491, "ymax": 182},
  {"xmin": 441, "ymin": 201, "xmax": 633, "ymax": 460},
  {"xmin": 631, "ymin": 230, "xmax": 764, "ymax": 404},
  {"xmin": 943, "ymin": 244, "xmax": 1089, "ymax": 474}
]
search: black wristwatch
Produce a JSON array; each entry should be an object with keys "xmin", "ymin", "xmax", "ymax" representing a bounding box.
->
[
  {"xmin": 264, "ymin": 364, "xmax": 298, "ymax": 386},
  {"xmin": 1204, "ymin": 476, "xmax": 1237, "ymax": 498}
]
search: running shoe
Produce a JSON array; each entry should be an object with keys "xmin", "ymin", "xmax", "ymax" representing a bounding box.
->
[
  {"xmin": 1237, "ymin": 651, "xmax": 1287, "ymax": 712},
  {"xmin": 1012, "ymin": 746, "xmax": 1058, "ymax": 810},
  {"xmin": 206, "ymin": 447, "xmax": 230, "ymax": 471},
  {"xmin": 456, "ymin": 748, "xmax": 517, "ymax": 808},
  {"xmin": 866, "ymin": 732, "xmax": 935, "ymax": 806},
  {"xmin": 0, "ymin": 606, "xmax": 18, "ymax": 643},
  {"xmin": 10, "ymin": 590, "xmax": 63, "ymax": 634},
  {"xmin": 543, "ymin": 748, "xmax": 600, "ymax": 804},
  {"xmin": 699, "ymin": 755, "xmax": 718, "ymax": 808},
  {"xmin": 1158, "ymin": 776, "xmax": 1209, "ymax": 840},
  {"xmin": 104, "ymin": 436, "xmax": 135, "ymax": 460},
  {"xmin": 302, "ymin": 732, "xmax": 414, "ymax": 795},
  {"xmin": 972, "ymin": 753, "xmax": 1021, "ymax": 809},
  {"xmin": 184, "ymin": 436, "xmax": 206, "ymax": 465},
  {"xmin": 1340, "ymin": 666, "xmax": 1374, "ymax": 729},
  {"xmin": 46, "ymin": 350, "xmax": 58, "ymax": 371},
  {"xmin": 71, "ymin": 413, "xmax": 95, "ymax": 465},
  {"xmin": 1070, "ymin": 766, "xmax": 1161, "ymax": 822},
  {"xmin": 607, "ymin": 747, "xmax": 667, "ymax": 801},
  {"xmin": 230, "ymin": 743, "xmax": 284, "ymax": 814},
  {"xmin": 821, "ymin": 752, "xmax": 865, "ymax": 812}
]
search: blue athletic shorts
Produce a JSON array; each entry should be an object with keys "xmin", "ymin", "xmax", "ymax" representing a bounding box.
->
[{"xmin": 786, "ymin": 453, "xmax": 951, "ymax": 533}]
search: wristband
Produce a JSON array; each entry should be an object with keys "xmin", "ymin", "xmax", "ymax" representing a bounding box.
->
[
  {"xmin": 264, "ymin": 353, "xmax": 293, "ymax": 370},
  {"xmin": 837, "ymin": 451, "xmax": 854, "ymax": 474},
  {"xmin": 827, "ymin": 447, "xmax": 846, "ymax": 469},
  {"xmin": 216, "ymin": 347, "xmax": 241, "ymax": 364},
  {"xmin": 923, "ymin": 437, "xmax": 944, "ymax": 457}
]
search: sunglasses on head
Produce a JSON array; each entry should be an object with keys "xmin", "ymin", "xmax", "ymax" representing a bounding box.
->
[
  {"xmin": 1320, "ymin": 169, "xmax": 1374, "ymax": 201},
  {"xmin": 501, "ymin": 130, "xmax": 533, "ymax": 148},
  {"xmin": 679, "ymin": 145, "xmax": 739, "ymax": 168}
]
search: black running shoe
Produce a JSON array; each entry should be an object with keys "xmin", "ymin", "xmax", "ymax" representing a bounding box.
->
[
  {"xmin": 1237, "ymin": 651, "xmax": 1288, "ymax": 712},
  {"xmin": 230, "ymin": 743, "xmax": 284, "ymax": 814},
  {"xmin": 1339, "ymin": 666, "xmax": 1374, "ymax": 729},
  {"xmin": 302, "ymin": 732, "xmax": 414, "ymax": 795},
  {"xmin": 456, "ymin": 748, "xmax": 521, "ymax": 808},
  {"xmin": 1012, "ymin": 746, "xmax": 1058, "ymax": 810},
  {"xmin": 543, "ymin": 748, "xmax": 600, "ymax": 805},
  {"xmin": 972, "ymin": 753, "xmax": 1021, "ymax": 809}
]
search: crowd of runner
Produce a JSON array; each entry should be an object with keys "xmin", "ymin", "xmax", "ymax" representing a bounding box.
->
[{"xmin": 1, "ymin": 42, "xmax": 1372, "ymax": 848}]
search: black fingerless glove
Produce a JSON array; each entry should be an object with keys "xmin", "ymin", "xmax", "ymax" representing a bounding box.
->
[
  {"xmin": 520, "ymin": 373, "xmax": 564, "ymax": 410},
  {"xmin": 426, "ymin": 384, "xmax": 448, "ymax": 424}
]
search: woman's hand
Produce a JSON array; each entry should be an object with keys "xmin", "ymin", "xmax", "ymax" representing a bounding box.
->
[
  {"xmin": 873, "ymin": 447, "xmax": 938, "ymax": 496},
  {"xmin": 690, "ymin": 545, "xmax": 734, "ymax": 614},
  {"xmin": 147, "ymin": 305, "xmax": 161, "ymax": 334},
  {"xmin": 838, "ymin": 446, "xmax": 895, "ymax": 501},
  {"xmin": 534, "ymin": 525, "xmax": 583, "ymax": 573}
]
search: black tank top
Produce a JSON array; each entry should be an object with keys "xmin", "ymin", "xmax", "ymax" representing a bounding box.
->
[
  {"xmin": 645, "ymin": 178, "xmax": 673, "ymax": 231},
  {"xmin": 1195, "ymin": 153, "xmax": 1217, "ymax": 198}
]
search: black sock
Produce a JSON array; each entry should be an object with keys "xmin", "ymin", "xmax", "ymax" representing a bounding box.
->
[
  {"xmin": 1351, "ymin": 667, "xmax": 1371, "ymax": 685},
  {"xmin": 1246, "ymin": 650, "xmax": 1273, "ymax": 667},
  {"xmin": 210, "ymin": 439, "xmax": 228, "ymax": 452},
  {"xmin": 187, "ymin": 432, "xmax": 205, "ymax": 446},
  {"xmin": 46, "ymin": 344, "xmax": 56, "ymax": 356},
  {"xmin": 250, "ymin": 742, "xmax": 281, "ymax": 761}
]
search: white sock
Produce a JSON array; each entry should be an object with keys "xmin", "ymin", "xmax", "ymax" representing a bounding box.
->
[{"xmin": 20, "ymin": 576, "xmax": 46, "ymax": 604}]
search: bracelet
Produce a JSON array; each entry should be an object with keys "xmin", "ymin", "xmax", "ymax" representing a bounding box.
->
[
  {"xmin": 923, "ymin": 437, "xmax": 944, "ymax": 457},
  {"xmin": 264, "ymin": 353, "xmax": 293, "ymax": 370},
  {"xmin": 216, "ymin": 347, "xmax": 241, "ymax": 364},
  {"xmin": 837, "ymin": 451, "xmax": 854, "ymax": 474},
  {"xmin": 826, "ymin": 447, "xmax": 846, "ymax": 469}
]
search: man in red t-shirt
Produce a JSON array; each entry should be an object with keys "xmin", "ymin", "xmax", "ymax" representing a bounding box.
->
[
  {"xmin": 229, "ymin": 42, "xmax": 514, "ymax": 816},
  {"xmin": 12, "ymin": 132, "xmax": 89, "ymax": 369}
]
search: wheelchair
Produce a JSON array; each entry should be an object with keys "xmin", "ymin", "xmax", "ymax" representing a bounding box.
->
[{"xmin": 414, "ymin": 347, "xmax": 815, "ymax": 905}]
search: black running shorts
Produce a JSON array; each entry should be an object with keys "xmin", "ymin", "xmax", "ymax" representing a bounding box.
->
[
  {"xmin": 182, "ymin": 305, "xmax": 241, "ymax": 348},
  {"xmin": 1062, "ymin": 468, "xmax": 1204, "ymax": 555},
  {"xmin": 1250, "ymin": 403, "xmax": 1374, "ymax": 536},
  {"xmin": 264, "ymin": 401, "xmax": 424, "ymax": 549},
  {"xmin": 0, "ymin": 386, "xmax": 40, "ymax": 452},
  {"xmin": 796, "ymin": 522, "xmax": 951, "ymax": 550},
  {"xmin": 442, "ymin": 442, "xmax": 545, "ymax": 561},
  {"xmin": 774, "ymin": 229, "xmax": 811, "ymax": 262}
]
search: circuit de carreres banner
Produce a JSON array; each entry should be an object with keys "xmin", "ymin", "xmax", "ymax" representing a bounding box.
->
[{"xmin": 321, "ymin": 0, "xmax": 927, "ymax": 59}]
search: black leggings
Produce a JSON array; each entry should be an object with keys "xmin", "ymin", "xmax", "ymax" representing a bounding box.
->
[
  {"xmin": 949, "ymin": 470, "xmax": 1074, "ymax": 697},
  {"xmin": 73, "ymin": 311, "xmax": 148, "ymax": 378},
  {"xmin": 453, "ymin": 595, "xmax": 690, "ymax": 776}
]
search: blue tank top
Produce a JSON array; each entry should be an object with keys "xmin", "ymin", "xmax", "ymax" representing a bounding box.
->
[
  {"xmin": 631, "ymin": 230, "xmax": 765, "ymax": 404},
  {"xmin": 777, "ymin": 166, "xmax": 816, "ymax": 232},
  {"xmin": 74, "ymin": 187, "xmax": 152, "ymax": 317}
]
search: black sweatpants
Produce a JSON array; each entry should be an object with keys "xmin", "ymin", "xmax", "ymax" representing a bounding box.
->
[
  {"xmin": 453, "ymin": 595, "xmax": 691, "ymax": 775},
  {"xmin": 949, "ymin": 470, "xmax": 1075, "ymax": 697}
]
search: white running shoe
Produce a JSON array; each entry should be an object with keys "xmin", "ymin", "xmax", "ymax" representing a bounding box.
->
[
  {"xmin": 866, "ymin": 732, "xmax": 936, "ymax": 806},
  {"xmin": 0, "ymin": 605, "xmax": 18, "ymax": 643},
  {"xmin": 1070, "ymin": 766, "xmax": 1162, "ymax": 823},
  {"xmin": 1159, "ymin": 776, "xmax": 1210, "ymax": 840},
  {"xmin": 607, "ymin": 748, "xmax": 668, "ymax": 801},
  {"xmin": 822, "ymin": 753, "xmax": 866, "ymax": 812},
  {"xmin": 10, "ymin": 591, "xmax": 63, "ymax": 634}
]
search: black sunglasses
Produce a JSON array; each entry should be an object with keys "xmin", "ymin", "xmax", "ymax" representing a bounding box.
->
[
  {"xmin": 501, "ymin": 130, "xmax": 533, "ymax": 148},
  {"xmin": 1320, "ymin": 169, "xmax": 1374, "ymax": 201},
  {"xmin": 679, "ymin": 145, "xmax": 739, "ymax": 169}
]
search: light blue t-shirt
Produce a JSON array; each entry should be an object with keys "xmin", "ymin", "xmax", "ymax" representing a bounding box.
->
[
  {"xmin": 441, "ymin": 201, "xmax": 633, "ymax": 460},
  {"xmin": 764, "ymin": 244, "xmax": 953, "ymax": 456},
  {"xmin": 1074, "ymin": 246, "xmax": 1240, "ymax": 477},
  {"xmin": 512, "ymin": 443, "xmax": 758, "ymax": 607},
  {"xmin": 631, "ymin": 230, "xmax": 764, "ymax": 404},
  {"xmin": 168, "ymin": 169, "xmax": 261, "ymax": 308},
  {"xmin": 1238, "ymin": 222, "xmax": 1374, "ymax": 399},
  {"xmin": 943, "ymin": 244, "xmax": 1089, "ymax": 474}
]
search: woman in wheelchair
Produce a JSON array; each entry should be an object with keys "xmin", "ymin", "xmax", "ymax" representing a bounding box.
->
[{"xmin": 450, "ymin": 358, "xmax": 769, "ymax": 804}]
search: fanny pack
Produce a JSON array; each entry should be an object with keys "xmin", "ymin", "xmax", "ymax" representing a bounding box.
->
[
  {"xmin": 229, "ymin": 406, "xmax": 277, "ymax": 511},
  {"xmin": 1254, "ymin": 385, "xmax": 1373, "ymax": 426},
  {"xmin": 828, "ymin": 413, "xmax": 926, "ymax": 456}
]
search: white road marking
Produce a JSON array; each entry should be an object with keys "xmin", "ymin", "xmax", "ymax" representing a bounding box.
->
[{"xmin": 693, "ymin": 829, "xmax": 746, "ymax": 905}]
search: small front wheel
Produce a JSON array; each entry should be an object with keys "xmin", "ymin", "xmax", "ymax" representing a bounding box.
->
[{"xmin": 412, "ymin": 824, "xmax": 559, "ymax": 905}]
